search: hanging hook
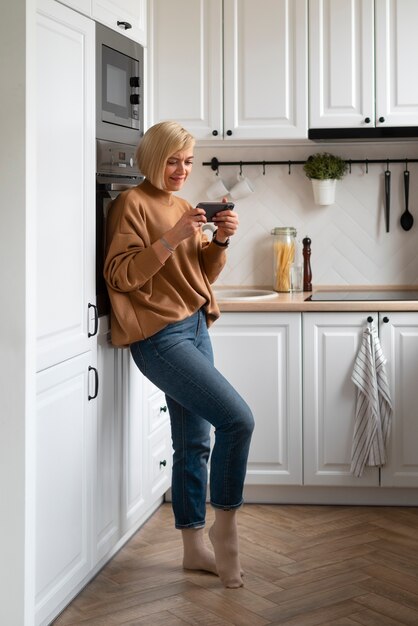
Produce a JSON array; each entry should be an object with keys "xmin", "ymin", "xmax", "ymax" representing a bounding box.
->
[
  {"xmin": 348, "ymin": 159, "xmax": 352, "ymax": 174},
  {"xmin": 365, "ymin": 159, "xmax": 369, "ymax": 174},
  {"xmin": 262, "ymin": 161, "xmax": 266, "ymax": 175},
  {"xmin": 239, "ymin": 161, "xmax": 243, "ymax": 177},
  {"xmin": 288, "ymin": 161, "xmax": 292, "ymax": 175},
  {"xmin": 210, "ymin": 157, "xmax": 219, "ymax": 172},
  {"xmin": 405, "ymin": 158, "xmax": 409, "ymax": 172},
  {"xmin": 386, "ymin": 159, "xmax": 390, "ymax": 172}
]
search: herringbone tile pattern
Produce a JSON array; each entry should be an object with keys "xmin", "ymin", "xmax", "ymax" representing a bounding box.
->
[
  {"xmin": 186, "ymin": 145, "xmax": 418, "ymax": 288},
  {"xmin": 53, "ymin": 503, "xmax": 418, "ymax": 625}
]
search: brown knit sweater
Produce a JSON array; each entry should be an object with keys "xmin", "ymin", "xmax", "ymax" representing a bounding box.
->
[{"xmin": 103, "ymin": 179, "xmax": 227, "ymax": 346}]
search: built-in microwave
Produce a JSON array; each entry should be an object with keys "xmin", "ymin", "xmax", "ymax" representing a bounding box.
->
[{"xmin": 96, "ymin": 23, "xmax": 144, "ymax": 145}]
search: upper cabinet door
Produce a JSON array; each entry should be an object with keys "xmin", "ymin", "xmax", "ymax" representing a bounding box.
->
[
  {"xmin": 148, "ymin": 0, "xmax": 223, "ymax": 139},
  {"xmin": 92, "ymin": 0, "xmax": 147, "ymax": 45},
  {"xmin": 36, "ymin": 0, "xmax": 95, "ymax": 371},
  {"xmin": 375, "ymin": 0, "xmax": 418, "ymax": 127},
  {"xmin": 223, "ymin": 0, "xmax": 308, "ymax": 140},
  {"xmin": 309, "ymin": 0, "xmax": 375, "ymax": 129}
]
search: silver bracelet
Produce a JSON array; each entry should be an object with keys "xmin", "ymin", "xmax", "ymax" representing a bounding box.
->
[{"xmin": 160, "ymin": 236, "xmax": 175, "ymax": 253}]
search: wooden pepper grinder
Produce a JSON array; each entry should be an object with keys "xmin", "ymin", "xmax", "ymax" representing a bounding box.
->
[{"xmin": 302, "ymin": 236, "xmax": 312, "ymax": 291}]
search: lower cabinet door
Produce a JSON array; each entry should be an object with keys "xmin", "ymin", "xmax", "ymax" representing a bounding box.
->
[
  {"xmin": 210, "ymin": 312, "xmax": 303, "ymax": 485},
  {"xmin": 121, "ymin": 350, "xmax": 148, "ymax": 533},
  {"xmin": 379, "ymin": 312, "xmax": 418, "ymax": 487},
  {"xmin": 303, "ymin": 312, "xmax": 379, "ymax": 487},
  {"xmin": 149, "ymin": 425, "xmax": 172, "ymax": 500},
  {"xmin": 95, "ymin": 328, "xmax": 122, "ymax": 562},
  {"xmin": 35, "ymin": 351, "xmax": 95, "ymax": 624},
  {"xmin": 146, "ymin": 386, "xmax": 172, "ymax": 499}
]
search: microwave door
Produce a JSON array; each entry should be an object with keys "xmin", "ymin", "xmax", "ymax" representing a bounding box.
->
[{"xmin": 101, "ymin": 45, "xmax": 139, "ymax": 129}]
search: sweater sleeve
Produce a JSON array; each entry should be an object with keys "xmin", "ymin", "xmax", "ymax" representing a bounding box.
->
[{"xmin": 104, "ymin": 193, "xmax": 164, "ymax": 293}]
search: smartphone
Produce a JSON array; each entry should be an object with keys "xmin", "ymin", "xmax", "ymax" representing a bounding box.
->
[{"xmin": 196, "ymin": 201, "xmax": 235, "ymax": 222}]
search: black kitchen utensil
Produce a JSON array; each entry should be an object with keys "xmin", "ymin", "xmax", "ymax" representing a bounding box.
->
[
  {"xmin": 400, "ymin": 169, "xmax": 414, "ymax": 231},
  {"xmin": 384, "ymin": 168, "xmax": 391, "ymax": 233}
]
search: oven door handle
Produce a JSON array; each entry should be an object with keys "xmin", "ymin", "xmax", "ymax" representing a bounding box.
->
[{"xmin": 107, "ymin": 182, "xmax": 139, "ymax": 191}]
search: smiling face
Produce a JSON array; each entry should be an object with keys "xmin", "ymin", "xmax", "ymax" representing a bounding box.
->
[{"xmin": 163, "ymin": 149, "xmax": 194, "ymax": 192}]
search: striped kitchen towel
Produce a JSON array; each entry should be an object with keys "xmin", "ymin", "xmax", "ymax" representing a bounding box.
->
[{"xmin": 350, "ymin": 320, "xmax": 392, "ymax": 477}]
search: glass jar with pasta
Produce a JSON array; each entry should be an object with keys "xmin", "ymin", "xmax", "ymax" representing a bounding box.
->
[{"xmin": 271, "ymin": 227, "xmax": 297, "ymax": 292}]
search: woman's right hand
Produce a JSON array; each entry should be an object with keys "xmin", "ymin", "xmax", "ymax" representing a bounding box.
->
[{"xmin": 163, "ymin": 207, "xmax": 207, "ymax": 249}]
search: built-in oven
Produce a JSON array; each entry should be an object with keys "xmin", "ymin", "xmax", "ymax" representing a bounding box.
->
[
  {"xmin": 96, "ymin": 23, "xmax": 144, "ymax": 145},
  {"xmin": 96, "ymin": 139, "xmax": 144, "ymax": 316}
]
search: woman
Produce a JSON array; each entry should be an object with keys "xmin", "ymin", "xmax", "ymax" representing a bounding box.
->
[{"xmin": 104, "ymin": 121, "xmax": 254, "ymax": 588}]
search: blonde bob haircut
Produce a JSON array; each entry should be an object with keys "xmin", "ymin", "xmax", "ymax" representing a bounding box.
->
[{"xmin": 136, "ymin": 121, "xmax": 195, "ymax": 190}]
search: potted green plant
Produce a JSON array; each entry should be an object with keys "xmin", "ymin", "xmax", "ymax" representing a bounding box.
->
[{"xmin": 303, "ymin": 152, "xmax": 348, "ymax": 205}]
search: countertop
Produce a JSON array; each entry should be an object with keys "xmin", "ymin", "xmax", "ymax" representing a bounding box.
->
[{"xmin": 215, "ymin": 286, "xmax": 418, "ymax": 312}]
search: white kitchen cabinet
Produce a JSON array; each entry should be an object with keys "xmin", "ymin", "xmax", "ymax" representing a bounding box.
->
[
  {"xmin": 145, "ymin": 380, "xmax": 172, "ymax": 499},
  {"xmin": 36, "ymin": 0, "xmax": 96, "ymax": 373},
  {"xmin": 379, "ymin": 312, "xmax": 418, "ymax": 487},
  {"xmin": 303, "ymin": 312, "xmax": 380, "ymax": 487},
  {"xmin": 303, "ymin": 311, "xmax": 418, "ymax": 489},
  {"xmin": 375, "ymin": 0, "xmax": 418, "ymax": 127},
  {"xmin": 35, "ymin": 351, "xmax": 95, "ymax": 625},
  {"xmin": 309, "ymin": 0, "xmax": 418, "ymax": 129},
  {"xmin": 148, "ymin": 0, "xmax": 222, "ymax": 140},
  {"xmin": 56, "ymin": 0, "xmax": 92, "ymax": 15},
  {"xmin": 148, "ymin": 0, "xmax": 308, "ymax": 140},
  {"xmin": 92, "ymin": 0, "xmax": 147, "ymax": 45},
  {"xmin": 210, "ymin": 312, "xmax": 303, "ymax": 485},
  {"xmin": 121, "ymin": 350, "xmax": 148, "ymax": 533},
  {"xmin": 95, "ymin": 323, "xmax": 122, "ymax": 562},
  {"xmin": 121, "ymin": 352, "xmax": 172, "ymax": 534},
  {"xmin": 56, "ymin": 0, "xmax": 147, "ymax": 45},
  {"xmin": 35, "ymin": 2, "xmax": 97, "ymax": 623}
]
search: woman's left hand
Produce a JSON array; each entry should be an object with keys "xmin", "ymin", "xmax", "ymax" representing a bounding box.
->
[{"xmin": 212, "ymin": 196, "xmax": 239, "ymax": 241}]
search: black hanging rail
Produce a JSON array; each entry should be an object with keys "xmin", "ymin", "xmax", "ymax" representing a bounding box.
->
[{"xmin": 203, "ymin": 156, "xmax": 418, "ymax": 174}]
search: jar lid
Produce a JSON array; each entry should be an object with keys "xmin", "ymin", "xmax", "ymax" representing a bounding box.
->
[{"xmin": 271, "ymin": 227, "xmax": 297, "ymax": 236}]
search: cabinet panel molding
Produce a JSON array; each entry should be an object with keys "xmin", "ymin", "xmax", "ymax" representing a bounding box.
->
[
  {"xmin": 303, "ymin": 312, "xmax": 379, "ymax": 486},
  {"xmin": 36, "ymin": 0, "xmax": 95, "ymax": 372},
  {"xmin": 379, "ymin": 312, "xmax": 418, "ymax": 486},
  {"xmin": 35, "ymin": 351, "xmax": 94, "ymax": 623},
  {"xmin": 210, "ymin": 312, "xmax": 302, "ymax": 485}
]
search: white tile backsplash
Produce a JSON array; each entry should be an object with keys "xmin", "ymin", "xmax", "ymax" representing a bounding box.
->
[{"xmin": 182, "ymin": 142, "xmax": 418, "ymax": 288}]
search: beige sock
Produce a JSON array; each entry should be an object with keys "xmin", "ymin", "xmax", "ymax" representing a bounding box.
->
[
  {"xmin": 181, "ymin": 527, "xmax": 218, "ymax": 574},
  {"xmin": 209, "ymin": 509, "xmax": 243, "ymax": 588}
]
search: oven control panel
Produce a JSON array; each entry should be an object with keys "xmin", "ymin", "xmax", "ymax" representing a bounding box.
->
[{"xmin": 96, "ymin": 139, "xmax": 139, "ymax": 177}]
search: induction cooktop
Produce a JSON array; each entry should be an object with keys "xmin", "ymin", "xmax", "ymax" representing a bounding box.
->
[{"xmin": 308, "ymin": 290, "xmax": 418, "ymax": 301}]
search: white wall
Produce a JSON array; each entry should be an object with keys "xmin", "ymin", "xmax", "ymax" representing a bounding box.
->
[
  {"xmin": 183, "ymin": 142, "xmax": 418, "ymax": 288},
  {"xmin": 0, "ymin": 0, "xmax": 36, "ymax": 624}
]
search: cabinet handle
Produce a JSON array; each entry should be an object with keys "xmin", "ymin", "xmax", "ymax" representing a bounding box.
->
[
  {"xmin": 382, "ymin": 316, "xmax": 389, "ymax": 323},
  {"xmin": 364, "ymin": 117, "xmax": 371, "ymax": 124},
  {"xmin": 367, "ymin": 316, "xmax": 373, "ymax": 323},
  {"xmin": 379, "ymin": 116, "xmax": 385, "ymax": 123},
  {"xmin": 88, "ymin": 366, "xmax": 99, "ymax": 401},
  {"xmin": 160, "ymin": 405, "xmax": 167, "ymax": 413},
  {"xmin": 117, "ymin": 21, "xmax": 132, "ymax": 30},
  {"xmin": 226, "ymin": 130, "xmax": 233, "ymax": 136},
  {"xmin": 212, "ymin": 130, "xmax": 219, "ymax": 136},
  {"xmin": 159, "ymin": 459, "xmax": 167, "ymax": 468},
  {"xmin": 88, "ymin": 303, "xmax": 98, "ymax": 338}
]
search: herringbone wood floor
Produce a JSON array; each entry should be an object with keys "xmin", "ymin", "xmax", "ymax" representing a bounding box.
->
[{"xmin": 53, "ymin": 503, "xmax": 418, "ymax": 625}]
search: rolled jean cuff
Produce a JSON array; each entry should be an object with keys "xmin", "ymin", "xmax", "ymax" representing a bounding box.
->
[
  {"xmin": 175, "ymin": 521, "xmax": 206, "ymax": 530},
  {"xmin": 210, "ymin": 498, "xmax": 244, "ymax": 511}
]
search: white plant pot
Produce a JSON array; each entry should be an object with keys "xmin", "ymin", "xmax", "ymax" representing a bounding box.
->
[{"xmin": 311, "ymin": 179, "xmax": 337, "ymax": 206}]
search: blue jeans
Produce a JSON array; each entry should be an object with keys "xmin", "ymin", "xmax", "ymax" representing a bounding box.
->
[{"xmin": 130, "ymin": 309, "xmax": 254, "ymax": 529}]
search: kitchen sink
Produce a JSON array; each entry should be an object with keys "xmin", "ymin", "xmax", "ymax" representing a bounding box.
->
[{"xmin": 213, "ymin": 288, "xmax": 277, "ymax": 301}]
